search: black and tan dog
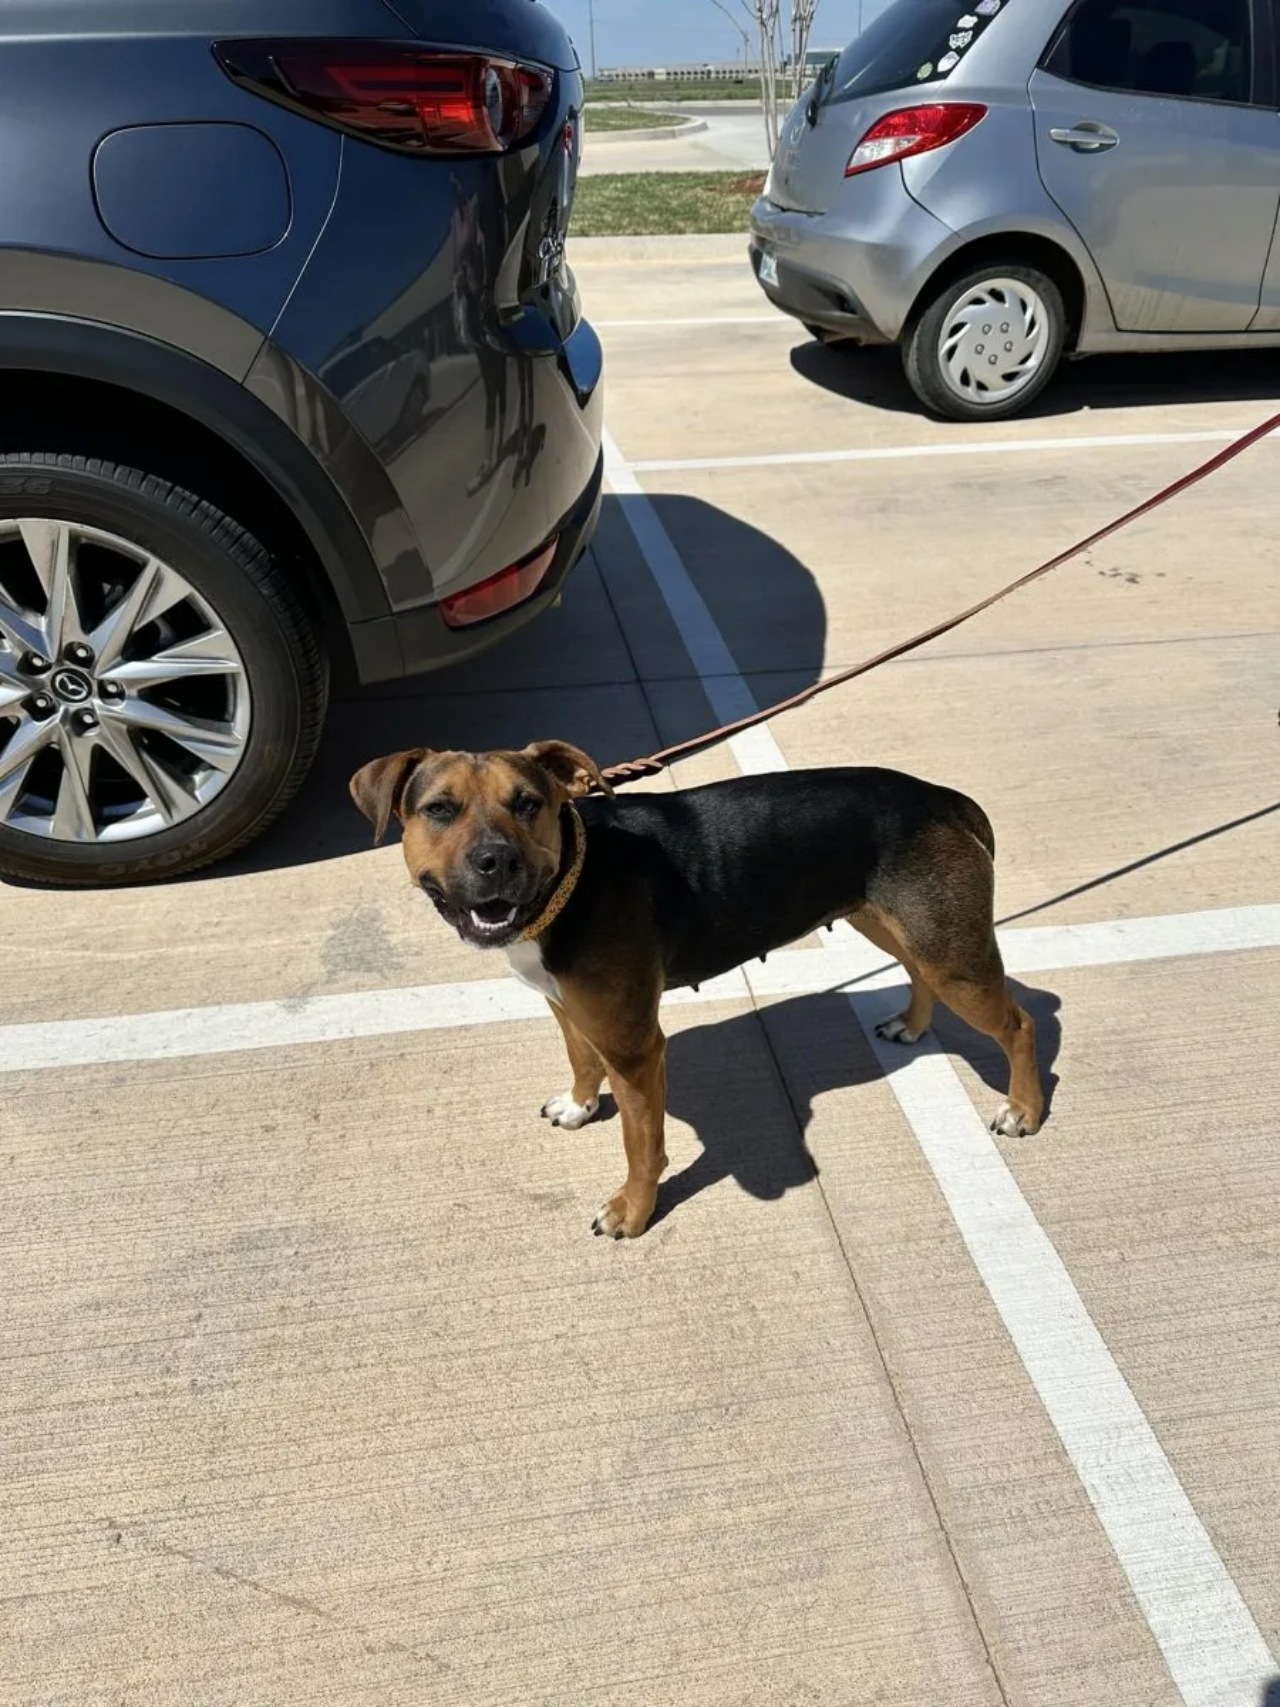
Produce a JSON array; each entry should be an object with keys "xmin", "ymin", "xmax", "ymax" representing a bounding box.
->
[{"xmin": 350, "ymin": 742, "xmax": 1044, "ymax": 1238}]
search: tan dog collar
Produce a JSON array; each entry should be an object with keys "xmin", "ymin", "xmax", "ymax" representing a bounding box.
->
[{"xmin": 520, "ymin": 805, "xmax": 585, "ymax": 941}]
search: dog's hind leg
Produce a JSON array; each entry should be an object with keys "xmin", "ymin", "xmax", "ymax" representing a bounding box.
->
[
  {"xmin": 847, "ymin": 906, "xmax": 935, "ymax": 1044},
  {"xmin": 867, "ymin": 819, "xmax": 1044, "ymax": 1136},
  {"xmin": 541, "ymin": 1001, "xmax": 606, "ymax": 1130},
  {"xmin": 920, "ymin": 956, "xmax": 1043, "ymax": 1137}
]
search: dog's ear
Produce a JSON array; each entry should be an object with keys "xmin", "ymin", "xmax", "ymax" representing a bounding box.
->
[
  {"xmin": 349, "ymin": 749, "xmax": 431, "ymax": 842},
  {"xmin": 523, "ymin": 740, "xmax": 612, "ymax": 798}
]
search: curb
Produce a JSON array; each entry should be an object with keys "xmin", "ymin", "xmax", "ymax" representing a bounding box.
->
[{"xmin": 585, "ymin": 117, "xmax": 709, "ymax": 143}]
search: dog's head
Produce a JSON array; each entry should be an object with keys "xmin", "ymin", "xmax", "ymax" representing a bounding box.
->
[{"xmin": 349, "ymin": 741, "xmax": 611, "ymax": 948}]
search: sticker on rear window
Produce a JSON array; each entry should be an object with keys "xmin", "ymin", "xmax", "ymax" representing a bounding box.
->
[{"xmin": 832, "ymin": 0, "xmax": 1011, "ymax": 100}]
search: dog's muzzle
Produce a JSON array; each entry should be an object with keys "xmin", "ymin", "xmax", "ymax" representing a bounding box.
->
[{"xmin": 421, "ymin": 837, "xmax": 544, "ymax": 945}]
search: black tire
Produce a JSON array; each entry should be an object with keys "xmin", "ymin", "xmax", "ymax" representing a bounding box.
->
[
  {"xmin": 902, "ymin": 263, "xmax": 1066, "ymax": 422},
  {"xmin": 0, "ymin": 454, "xmax": 328, "ymax": 886}
]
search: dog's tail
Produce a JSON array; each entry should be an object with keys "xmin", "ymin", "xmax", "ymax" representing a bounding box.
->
[{"xmin": 955, "ymin": 793, "xmax": 996, "ymax": 860}]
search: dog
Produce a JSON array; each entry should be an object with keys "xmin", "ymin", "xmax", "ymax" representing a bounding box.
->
[{"xmin": 350, "ymin": 741, "xmax": 1044, "ymax": 1239}]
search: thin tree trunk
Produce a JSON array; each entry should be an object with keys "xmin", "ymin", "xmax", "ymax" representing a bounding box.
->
[
  {"xmin": 792, "ymin": 0, "xmax": 820, "ymax": 105},
  {"xmin": 714, "ymin": 0, "xmax": 819, "ymax": 159}
]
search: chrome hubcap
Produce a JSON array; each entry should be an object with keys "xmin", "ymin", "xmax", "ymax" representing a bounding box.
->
[
  {"xmin": 938, "ymin": 277, "xmax": 1049, "ymax": 405},
  {"xmin": 0, "ymin": 519, "xmax": 250, "ymax": 843}
]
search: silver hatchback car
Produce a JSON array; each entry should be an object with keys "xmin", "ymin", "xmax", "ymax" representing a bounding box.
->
[{"xmin": 750, "ymin": 0, "xmax": 1279, "ymax": 419}]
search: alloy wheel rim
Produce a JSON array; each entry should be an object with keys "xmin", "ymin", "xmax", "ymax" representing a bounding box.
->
[
  {"xmin": 0, "ymin": 518, "xmax": 251, "ymax": 843},
  {"xmin": 937, "ymin": 277, "xmax": 1050, "ymax": 405}
]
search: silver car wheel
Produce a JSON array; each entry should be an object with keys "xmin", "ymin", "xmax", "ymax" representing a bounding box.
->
[
  {"xmin": 0, "ymin": 518, "xmax": 251, "ymax": 843},
  {"xmin": 937, "ymin": 276, "xmax": 1051, "ymax": 406}
]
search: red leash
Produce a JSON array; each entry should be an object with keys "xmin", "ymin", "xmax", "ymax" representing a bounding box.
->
[{"xmin": 598, "ymin": 412, "xmax": 1280, "ymax": 789}]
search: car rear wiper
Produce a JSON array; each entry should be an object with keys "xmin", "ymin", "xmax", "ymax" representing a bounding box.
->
[{"xmin": 806, "ymin": 56, "xmax": 836, "ymax": 125}]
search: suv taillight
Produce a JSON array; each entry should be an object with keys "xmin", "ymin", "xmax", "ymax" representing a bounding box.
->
[
  {"xmin": 440, "ymin": 540, "xmax": 557, "ymax": 627},
  {"xmin": 845, "ymin": 103, "xmax": 987, "ymax": 176},
  {"xmin": 214, "ymin": 40, "xmax": 552, "ymax": 155}
]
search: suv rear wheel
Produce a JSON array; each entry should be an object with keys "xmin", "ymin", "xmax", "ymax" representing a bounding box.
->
[
  {"xmin": 0, "ymin": 454, "xmax": 327, "ymax": 885},
  {"xmin": 903, "ymin": 263, "xmax": 1066, "ymax": 422}
]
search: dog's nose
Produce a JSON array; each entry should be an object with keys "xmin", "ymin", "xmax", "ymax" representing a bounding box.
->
[{"xmin": 468, "ymin": 840, "xmax": 523, "ymax": 882}]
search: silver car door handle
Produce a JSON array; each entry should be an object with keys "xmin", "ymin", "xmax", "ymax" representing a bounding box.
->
[{"xmin": 1049, "ymin": 123, "xmax": 1119, "ymax": 151}]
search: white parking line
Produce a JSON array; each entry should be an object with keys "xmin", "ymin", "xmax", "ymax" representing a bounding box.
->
[
  {"xmin": 854, "ymin": 996, "xmax": 1280, "ymax": 1707},
  {"xmin": 748, "ymin": 902, "xmax": 1280, "ymax": 997},
  {"xmin": 630, "ymin": 427, "xmax": 1280, "ymax": 475},
  {"xmin": 603, "ymin": 425, "xmax": 1280, "ymax": 1707},
  {"xmin": 3, "ymin": 904, "xmax": 1276, "ymax": 1076},
  {"xmin": 0, "ymin": 968, "xmax": 737, "ymax": 1074},
  {"xmin": 603, "ymin": 428, "xmax": 788, "ymax": 777}
]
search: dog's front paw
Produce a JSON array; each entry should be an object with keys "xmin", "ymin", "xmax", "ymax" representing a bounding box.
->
[
  {"xmin": 989, "ymin": 1101, "xmax": 1042, "ymax": 1138},
  {"xmin": 876, "ymin": 1012, "xmax": 928, "ymax": 1046},
  {"xmin": 591, "ymin": 1183, "xmax": 657, "ymax": 1240},
  {"xmin": 541, "ymin": 1091, "xmax": 600, "ymax": 1131}
]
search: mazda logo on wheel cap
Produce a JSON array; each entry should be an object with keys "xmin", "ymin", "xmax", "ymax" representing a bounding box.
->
[{"xmin": 51, "ymin": 667, "xmax": 92, "ymax": 704}]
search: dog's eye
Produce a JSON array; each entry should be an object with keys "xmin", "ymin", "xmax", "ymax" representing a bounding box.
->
[
  {"xmin": 511, "ymin": 793, "xmax": 543, "ymax": 822},
  {"xmin": 422, "ymin": 798, "xmax": 458, "ymax": 825}
]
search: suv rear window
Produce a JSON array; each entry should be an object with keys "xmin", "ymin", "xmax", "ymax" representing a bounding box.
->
[{"xmin": 832, "ymin": 0, "xmax": 1013, "ymax": 98}]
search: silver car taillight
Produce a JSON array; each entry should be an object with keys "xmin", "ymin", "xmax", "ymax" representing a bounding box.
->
[{"xmin": 845, "ymin": 102, "xmax": 987, "ymax": 176}]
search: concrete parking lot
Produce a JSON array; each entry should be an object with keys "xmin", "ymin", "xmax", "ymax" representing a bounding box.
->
[{"xmin": 3, "ymin": 235, "xmax": 1278, "ymax": 1707}]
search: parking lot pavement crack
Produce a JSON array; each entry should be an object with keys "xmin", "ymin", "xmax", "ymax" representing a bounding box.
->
[
  {"xmin": 101, "ymin": 1516, "xmax": 449, "ymax": 1674},
  {"xmin": 731, "ymin": 1002, "xmax": 1014, "ymax": 1707}
]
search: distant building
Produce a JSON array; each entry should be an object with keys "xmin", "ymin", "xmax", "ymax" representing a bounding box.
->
[
  {"xmin": 595, "ymin": 63, "xmax": 761, "ymax": 84},
  {"xmin": 594, "ymin": 53, "xmax": 838, "ymax": 85}
]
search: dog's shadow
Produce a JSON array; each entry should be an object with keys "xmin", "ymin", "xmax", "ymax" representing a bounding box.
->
[{"xmin": 606, "ymin": 979, "xmax": 1062, "ymax": 1225}]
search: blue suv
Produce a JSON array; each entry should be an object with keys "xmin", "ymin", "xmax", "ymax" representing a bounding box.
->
[{"xmin": 0, "ymin": 0, "xmax": 602, "ymax": 884}]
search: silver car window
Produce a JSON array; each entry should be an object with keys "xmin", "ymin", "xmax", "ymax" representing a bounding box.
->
[{"xmin": 1044, "ymin": 0, "xmax": 1252, "ymax": 104}]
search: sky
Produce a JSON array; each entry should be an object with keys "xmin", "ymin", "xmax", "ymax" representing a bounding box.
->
[{"xmin": 547, "ymin": 0, "xmax": 871, "ymax": 75}]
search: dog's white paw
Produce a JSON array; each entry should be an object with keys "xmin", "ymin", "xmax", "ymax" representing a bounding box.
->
[
  {"xmin": 540, "ymin": 1091, "xmax": 600, "ymax": 1131},
  {"xmin": 989, "ymin": 1102, "xmax": 1039, "ymax": 1138},
  {"xmin": 876, "ymin": 1013, "xmax": 927, "ymax": 1046}
]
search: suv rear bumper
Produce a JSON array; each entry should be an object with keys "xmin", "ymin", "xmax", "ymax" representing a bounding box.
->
[
  {"xmin": 247, "ymin": 313, "xmax": 604, "ymax": 687},
  {"xmin": 347, "ymin": 448, "xmax": 604, "ymax": 683}
]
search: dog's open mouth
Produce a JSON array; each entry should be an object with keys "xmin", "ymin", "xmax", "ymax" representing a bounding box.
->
[
  {"xmin": 419, "ymin": 880, "xmax": 526, "ymax": 944},
  {"xmin": 467, "ymin": 899, "xmax": 519, "ymax": 936}
]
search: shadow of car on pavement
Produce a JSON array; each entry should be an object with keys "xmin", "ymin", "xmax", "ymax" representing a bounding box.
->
[
  {"xmin": 790, "ymin": 335, "xmax": 1280, "ymax": 422},
  {"xmin": 213, "ymin": 492, "xmax": 829, "ymax": 876}
]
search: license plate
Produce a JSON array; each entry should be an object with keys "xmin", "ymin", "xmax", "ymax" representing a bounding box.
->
[{"xmin": 758, "ymin": 251, "xmax": 779, "ymax": 288}]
